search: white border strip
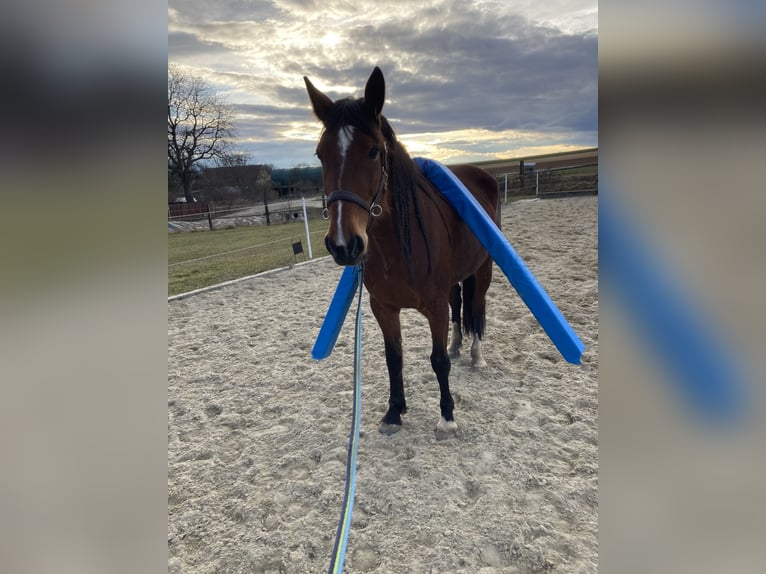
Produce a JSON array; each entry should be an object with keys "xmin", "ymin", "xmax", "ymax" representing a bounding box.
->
[{"xmin": 168, "ymin": 255, "xmax": 332, "ymax": 302}]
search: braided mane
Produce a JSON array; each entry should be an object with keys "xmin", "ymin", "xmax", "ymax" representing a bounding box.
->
[{"xmin": 379, "ymin": 114, "xmax": 433, "ymax": 274}]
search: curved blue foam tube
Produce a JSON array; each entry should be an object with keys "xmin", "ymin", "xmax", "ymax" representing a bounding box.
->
[
  {"xmin": 414, "ymin": 157, "xmax": 585, "ymax": 364},
  {"xmin": 312, "ymin": 265, "xmax": 362, "ymax": 360},
  {"xmin": 600, "ymin": 192, "xmax": 748, "ymax": 423}
]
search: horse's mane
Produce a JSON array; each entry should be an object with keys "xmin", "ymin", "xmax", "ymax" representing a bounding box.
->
[{"xmin": 380, "ymin": 115, "xmax": 433, "ymax": 274}]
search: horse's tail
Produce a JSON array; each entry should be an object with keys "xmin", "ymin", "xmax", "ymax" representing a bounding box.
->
[
  {"xmin": 462, "ymin": 275, "xmax": 475, "ymax": 336},
  {"xmin": 462, "ymin": 275, "xmax": 486, "ymax": 339}
]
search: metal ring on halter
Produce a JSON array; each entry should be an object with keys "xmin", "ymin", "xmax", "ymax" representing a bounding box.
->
[
  {"xmin": 322, "ymin": 208, "xmax": 329, "ymax": 220},
  {"xmin": 369, "ymin": 203, "xmax": 383, "ymax": 217}
]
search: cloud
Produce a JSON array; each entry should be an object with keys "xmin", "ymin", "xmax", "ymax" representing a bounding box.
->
[
  {"xmin": 168, "ymin": 31, "xmax": 234, "ymax": 60},
  {"xmin": 168, "ymin": 0, "xmax": 597, "ymax": 166}
]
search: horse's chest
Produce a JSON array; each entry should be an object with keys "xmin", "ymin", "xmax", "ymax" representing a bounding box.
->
[{"xmin": 365, "ymin": 256, "xmax": 420, "ymax": 306}]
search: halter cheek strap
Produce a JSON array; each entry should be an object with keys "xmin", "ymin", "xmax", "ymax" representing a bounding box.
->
[{"xmin": 322, "ymin": 145, "xmax": 388, "ymax": 219}]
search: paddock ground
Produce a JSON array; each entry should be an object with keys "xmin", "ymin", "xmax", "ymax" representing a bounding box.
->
[{"xmin": 168, "ymin": 195, "xmax": 598, "ymax": 573}]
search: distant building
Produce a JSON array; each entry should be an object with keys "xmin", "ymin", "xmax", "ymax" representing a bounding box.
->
[{"xmin": 271, "ymin": 166, "xmax": 323, "ymax": 197}]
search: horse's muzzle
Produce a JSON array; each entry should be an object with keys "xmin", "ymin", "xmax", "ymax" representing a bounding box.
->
[{"xmin": 325, "ymin": 234, "xmax": 365, "ymax": 265}]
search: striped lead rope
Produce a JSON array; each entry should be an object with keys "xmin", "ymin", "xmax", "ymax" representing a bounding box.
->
[{"xmin": 327, "ymin": 264, "xmax": 364, "ymax": 574}]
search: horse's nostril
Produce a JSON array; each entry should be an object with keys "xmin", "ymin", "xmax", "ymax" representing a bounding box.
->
[
  {"xmin": 326, "ymin": 235, "xmax": 350, "ymax": 263},
  {"xmin": 348, "ymin": 235, "xmax": 365, "ymax": 258},
  {"xmin": 325, "ymin": 234, "xmax": 364, "ymax": 264}
]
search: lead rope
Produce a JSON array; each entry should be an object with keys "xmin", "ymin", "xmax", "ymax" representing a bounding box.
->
[{"xmin": 327, "ymin": 264, "xmax": 365, "ymax": 574}]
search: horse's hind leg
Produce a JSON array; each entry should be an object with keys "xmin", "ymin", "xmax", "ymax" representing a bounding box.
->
[
  {"xmin": 425, "ymin": 299, "xmax": 458, "ymax": 440},
  {"xmin": 447, "ymin": 284, "xmax": 463, "ymax": 358},
  {"xmin": 468, "ymin": 259, "xmax": 493, "ymax": 368},
  {"xmin": 369, "ymin": 297, "xmax": 407, "ymax": 434}
]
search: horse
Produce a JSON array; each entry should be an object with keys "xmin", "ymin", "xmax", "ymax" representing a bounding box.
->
[{"xmin": 305, "ymin": 67, "xmax": 500, "ymax": 440}]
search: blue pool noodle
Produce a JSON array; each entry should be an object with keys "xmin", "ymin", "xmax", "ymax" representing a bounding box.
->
[
  {"xmin": 312, "ymin": 159, "xmax": 585, "ymax": 365},
  {"xmin": 414, "ymin": 157, "xmax": 585, "ymax": 364},
  {"xmin": 312, "ymin": 265, "xmax": 361, "ymax": 360}
]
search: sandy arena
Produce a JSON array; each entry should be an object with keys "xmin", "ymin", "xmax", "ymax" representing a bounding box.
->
[{"xmin": 168, "ymin": 195, "xmax": 598, "ymax": 573}]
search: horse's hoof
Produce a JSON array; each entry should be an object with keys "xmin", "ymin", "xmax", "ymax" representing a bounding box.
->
[
  {"xmin": 471, "ymin": 357, "xmax": 487, "ymax": 369},
  {"xmin": 379, "ymin": 423, "xmax": 402, "ymax": 436},
  {"xmin": 435, "ymin": 417, "xmax": 458, "ymax": 440}
]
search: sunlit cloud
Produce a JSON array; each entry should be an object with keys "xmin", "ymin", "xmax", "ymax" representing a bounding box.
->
[
  {"xmin": 168, "ymin": 0, "xmax": 597, "ymax": 167},
  {"xmin": 399, "ymin": 128, "xmax": 594, "ymax": 164}
]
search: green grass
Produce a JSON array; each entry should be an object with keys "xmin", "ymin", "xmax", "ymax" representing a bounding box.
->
[
  {"xmin": 551, "ymin": 164, "xmax": 598, "ymax": 176},
  {"xmin": 168, "ymin": 219, "xmax": 330, "ymax": 296}
]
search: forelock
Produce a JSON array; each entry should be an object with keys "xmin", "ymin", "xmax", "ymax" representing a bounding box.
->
[{"xmin": 325, "ymin": 98, "xmax": 380, "ymax": 138}]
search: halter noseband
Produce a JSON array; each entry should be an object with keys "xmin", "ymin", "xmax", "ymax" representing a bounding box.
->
[{"xmin": 322, "ymin": 144, "xmax": 388, "ymax": 219}]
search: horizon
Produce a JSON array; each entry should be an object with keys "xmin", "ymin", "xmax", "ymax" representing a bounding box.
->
[{"xmin": 198, "ymin": 146, "xmax": 599, "ymax": 173}]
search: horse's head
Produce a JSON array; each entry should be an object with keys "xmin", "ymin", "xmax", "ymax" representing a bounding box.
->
[{"xmin": 304, "ymin": 67, "xmax": 388, "ymax": 266}]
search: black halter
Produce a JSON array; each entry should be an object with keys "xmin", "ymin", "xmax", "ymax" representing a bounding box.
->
[{"xmin": 323, "ymin": 144, "xmax": 387, "ymax": 219}]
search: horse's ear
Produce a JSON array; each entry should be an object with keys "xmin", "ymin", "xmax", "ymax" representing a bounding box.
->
[
  {"xmin": 364, "ymin": 66, "xmax": 385, "ymax": 118},
  {"xmin": 304, "ymin": 76, "xmax": 334, "ymax": 125}
]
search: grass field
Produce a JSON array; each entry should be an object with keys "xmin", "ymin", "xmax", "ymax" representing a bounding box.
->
[{"xmin": 168, "ymin": 219, "xmax": 329, "ymax": 296}]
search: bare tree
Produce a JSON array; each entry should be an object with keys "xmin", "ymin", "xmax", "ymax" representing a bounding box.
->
[
  {"xmin": 168, "ymin": 65, "xmax": 235, "ymax": 202},
  {"xmin": 217, "ymin": 151, "xmax": 250, "ymax": 170}
]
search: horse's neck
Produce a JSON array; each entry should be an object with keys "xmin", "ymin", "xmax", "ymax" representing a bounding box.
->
[{"xmin": 368, "ymin": 153, "xmax": 435, "ymax": 277}]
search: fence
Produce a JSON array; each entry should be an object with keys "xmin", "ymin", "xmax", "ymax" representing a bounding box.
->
[
  {"xmin": 495, "ymin": 163, "xmax": 598, "ymax": 202},
  {"xmin": 168, "ymin": 195, "xmax": 330, "ymax": 294},
  {"xmin": 168, "ymin": 225, "xmax": 327, "ymax": 296},
  {"xmin": 168, "ymin": 201, "xmax": 213, "ymax": 230},
  {"xmin": 168, "ymin": 195, "xmax": 327, "ymax": 232}
]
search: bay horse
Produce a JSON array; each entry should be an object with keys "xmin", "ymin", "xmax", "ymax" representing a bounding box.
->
[{"xmin": 305, "ymin": 67, "xmax": 499, "ymax": 439}]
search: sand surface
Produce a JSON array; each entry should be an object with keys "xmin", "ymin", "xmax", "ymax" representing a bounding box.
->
[{"xmin": 168, "ymin": 195, "xmax": 598, "ymax": 573}]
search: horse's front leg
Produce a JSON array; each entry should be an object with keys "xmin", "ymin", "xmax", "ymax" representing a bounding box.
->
[
  {"xmin": 369, "ymin": 297, "xmax": 406, "ymax": 434},
  {"xmin": 425, "ymin": 299, "xmax": 458, "ymax": 440}
]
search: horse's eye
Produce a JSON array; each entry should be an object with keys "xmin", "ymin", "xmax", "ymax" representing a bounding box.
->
[{"xmin": 368, "ymin": 146, "xmax": 380, "ymax": 160}]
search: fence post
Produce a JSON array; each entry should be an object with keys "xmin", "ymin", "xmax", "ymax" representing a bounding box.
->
[
  {"xmin": 535, "ymin": 170, "xmax": 539, "ymax": 198},
  {"xmin": 302, "ymin": 197, "xmax": 313, "ymax": 259},
  {"xmin": 207, "ymin": 203, "xmax": 214, "ymax": 230}
]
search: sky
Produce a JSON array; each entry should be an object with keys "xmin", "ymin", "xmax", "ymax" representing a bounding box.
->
[{"xmin": 168, "ymin": 0, "xmax": 597, "ymax": 168}]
